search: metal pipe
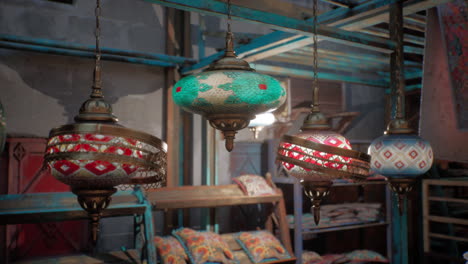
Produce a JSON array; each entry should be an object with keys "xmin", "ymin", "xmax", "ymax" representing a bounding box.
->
[{"xmin": 0, "ymin": 34, "xmax": 196, "ymax": 66}]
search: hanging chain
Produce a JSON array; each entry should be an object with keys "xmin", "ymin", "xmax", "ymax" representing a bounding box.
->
[
  {"xmin": 394, "ymin": 1, "xmax": 404, "ymax": 120},
  {"xmin": 224, "ymin": 0, "xmax": 236, "ymax": 57},
  {"xmin": 311, "ymin": 0, "xmax": 319, "ymax": 111},
  {"xmin": 227, "ymin": 0, "xmax": 232, "ymax": 33},
  {"xmin": 92, "ymin": 0, "xmax": 103, "ymax": 97},
  {"xmin": 390, "ymin": 1, "xmax": 404, "ymax": 120}
]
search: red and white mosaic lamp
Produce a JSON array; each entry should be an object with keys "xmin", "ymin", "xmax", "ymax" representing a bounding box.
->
[
  {"xmin": 275, "ymin": 0, "xmax": 370, "ymax": 225},
  {"xmin": 277, "ymin": 110, "xmax": 371, "ymax": 224},
  {"xmin": 43, "ymin": 0, "xmax": 166, "ymax": 243}
]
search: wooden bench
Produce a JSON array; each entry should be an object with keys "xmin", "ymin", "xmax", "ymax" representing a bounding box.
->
[{"xmin": 146, "ymin": 176, "xmax": 295, "ymax": 264}]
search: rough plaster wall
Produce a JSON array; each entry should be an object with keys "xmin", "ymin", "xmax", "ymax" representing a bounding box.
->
[
  {"xmin": 0, "ymin": 0, "xmax": 166, "ymax": 252},
  {"xmin": 0, "ymin": 51, "xmax": 165, "ymax": 138},
  {"xmin": 0, "ymin": 0, "xmax": 166, "ymax": 137},
  {"xmin": 420, "ymin": 8, "xmax": 468, "ymax": 163}
]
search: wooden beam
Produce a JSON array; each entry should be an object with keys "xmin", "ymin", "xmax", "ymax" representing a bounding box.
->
[
  {"xmin": 145, "ymin": 0, "xmax": 396, "ymax": 53},
  {"xmin": 357, "ymin": 27, "xmax": 425, "ymax": 46},
  {"xmin": 182, "ymin": 0, "xmax": 438, "ymax": 73},
  {"xmin": 319, "ymin": 0, "xmax": 353, "ymax": 8},
  {"xmin": 252, "ymin": 64, "xmax": 389, "ymax": 88},
  {"xmin": 147, "ymin": 184, "xmax": 284, "ymax": 210},
  {"xmin": 337, "ymin": 0, "xmax": 451, "ymax": 31}
]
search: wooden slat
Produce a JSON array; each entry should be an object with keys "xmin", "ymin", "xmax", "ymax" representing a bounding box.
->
[
  {"xmin": 424, "ymin": 178, "xmax": 468, "ymax": 187},
  {"xmin": 147, "ymin": 184, "xmax": 283, "ymax": 210},
  {"xmin": 429, "ymin": 233, "xmax": 468, "ymax": 243},
  {"xmin": 428, "ymin": 196, "xmax": 468, "ymax": 205},
  {"xmin": 427, "ymin": 215, "xmax": 468, "ymax": 226},
  {"xmin": 423, "ymin": 180, "xmax": 430, "ymax": 252}
]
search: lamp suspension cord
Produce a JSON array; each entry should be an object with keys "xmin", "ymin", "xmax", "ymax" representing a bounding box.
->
[
  {"xmin": 92, "ymin": 0, "xmax": 103, "ymax": 98},
  {"xmin": 393, "ymin": 0, "xmax": 405, "ymax": 120},
  {"xmin": 311, "ymin": 0, "xmax": 319, "ymax": 112},
  {"xmin": 227, "ymin": 0, "xmax": 232, "ymax": 33},
  {"xmin": 224, "ymin": 0, "xmax": 235, "ymax": 57}
]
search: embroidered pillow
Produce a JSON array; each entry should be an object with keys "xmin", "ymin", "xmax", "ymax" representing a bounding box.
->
[
  {"xmin": 345, "ymin": 250, "xmax": 388, "ymax": 263},
  {"xmin": 302, "ymin": 251, "xmax": 323, "ymax": 264},
  {"xmin": 154, "ymin": 236, "xmax": 188, "ymax": 264},
  {"xmin": 236, "ymin": 230, "xmax": 290, "ymax": 263},
  {"xmin": 173, "ymin": 227, "xmax": 237, "ymax": 264},
  {"xmin": 233, "ymin": 175, "xmax": 276, "ymax": 196}
]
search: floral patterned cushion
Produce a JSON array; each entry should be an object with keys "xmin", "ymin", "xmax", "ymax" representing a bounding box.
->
[
  {"xmin": 154, "ymin": 236, "xmax": 188, "ymax": 264},
  {"xmin": 345, "ymin": 250, "xmax": 388, "ymax": 263},
  {"xmin": 233, "ymin": 175, "xmax": 276, "ymax": 196},
  {"xmin": 173, "ymin": 227, "xmax": 237, "ymax": 264},
  {"xmin": 236, "ymin": 230, "xmax": 290, "ymax": 263},
  {"xmin": 302, "ymin": 251, "xmax": 323, "ymax": 264}
]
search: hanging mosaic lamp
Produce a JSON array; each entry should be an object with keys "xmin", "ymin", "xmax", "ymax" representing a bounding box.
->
[
  {"xmin": 368, "ymin": 1, "xmax": 432, "ymax": 215},
  {"xmin": 43, "ymin": 0, "xmax": 167, "ymax": 243},
  {"xmin": 172, "ymin": 0, "xmax": 286, "ymax": 152},
  {"xmin": 276, "ymin": 0, "xmax": 370, "ymax": 225}
]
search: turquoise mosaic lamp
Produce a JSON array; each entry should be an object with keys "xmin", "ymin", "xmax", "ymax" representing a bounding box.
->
[{"xmin": 172, "ymin": 1, "xmax": 286, "ymax": 151}]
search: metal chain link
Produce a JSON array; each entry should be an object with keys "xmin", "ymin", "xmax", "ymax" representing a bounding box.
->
[
  {"xmin": 95, "ymin": 0, "xmax": 101, "ymax": 64},
  {"xmin": 394, "ymin": 1, "xmax": 404, "ymax": 120},
  {"xmin": 227, "ymin": 0, "xmax": 232, "ymax": 33},
  {"xmin": 312, "ymin": 0, "xmax": 319, "ymax": 110},
  {"xmin": 92, "ymin": 0, "xmax": 103, "ymax": 96}
]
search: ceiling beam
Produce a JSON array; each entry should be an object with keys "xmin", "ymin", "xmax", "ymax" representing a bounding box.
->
[
  {"xmin": 174, "ymin": 0, "xmax": 441, "ymax": 77},
  {"xmin": 145, "ymin": 0, "xmax": 396, "ymax": 52},
  {"xmin": 242, "ymin": 0, "xmax": 445, "ymax": 62},
  {"xmin": 180, "ymin": 0, "xmax": 400, "ymax": 73},
  {"xmin": 357, "ymin": 27, "xmax": 425, "ymax": 46},
  {"xmin": 252, "ymin": 64, "xmax": 389, "ymax": 88}
]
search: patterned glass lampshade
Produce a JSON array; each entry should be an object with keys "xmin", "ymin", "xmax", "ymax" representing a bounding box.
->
[
  {"xmin": 44, "ymin": 94, "xmax": 167, "ymax": 243},
  {"xmin": 46, "ymin": 123, "xmax": 167, "ymax": 189},
  {"xmin": 173, "ymin": 32, "xmax": 286, "ymax": 151},
  {"xmin": 43, "ymin": 0, "xmax": 167, "ymax": 243},
  {"xmin": 279, "ymin": 131, "xmax": 370, "ymax": 181},
  {"xmin": 277, "ymin": 112, "xmax": 371, "ymax": 224},
  {"xmin": 368, "ymin": 132, "xmax": 433, "ymax": 213},
  {"xmin": 368, "ymin": 134, "xmax": 433, "ymax": 177}
]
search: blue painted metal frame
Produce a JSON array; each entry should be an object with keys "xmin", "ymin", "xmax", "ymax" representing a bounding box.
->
[
  {"xmin": 145, "ymin": 0, "xmax": 396, "ymax": 53},
  {"xmin": 252, "ymin": 63, "xmax": 389, "ymax": 88},
  {"xmin": 133, "ymin": 187, "xmax": 157, "ymax": 264},
  {"xmin": 392, "ymin": 194, "xmax": 409, "ymax": 264},
  {"xmin": 180, "ymin": 0, "xmax": 403, "ymax": 74},
  {"xmin": 0, "ymin": 34, "xmax": 195, "ymax": 67},
  {"xmin": 0, "ymin": 189, "xmax": 157, "ymax": 264}
]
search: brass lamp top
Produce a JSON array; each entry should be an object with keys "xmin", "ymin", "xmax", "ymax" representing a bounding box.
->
[
  {"xmin": 300, "ymin": 110, "xmax": 332, "ymax": 131},
  {"xmin": 384, "ymin": 118, "xmax": 414, "ymax": 135},
  {"xmin": 74, "ymin": 63, "xmax": 118, "ymax": 124},
  {"xmin": 206, "ymin": 31, "xmax": 254, "ymax": 72}
]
